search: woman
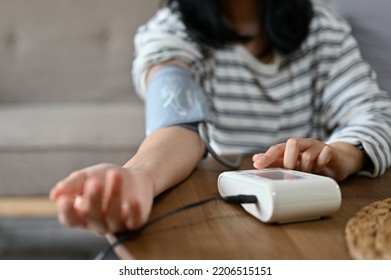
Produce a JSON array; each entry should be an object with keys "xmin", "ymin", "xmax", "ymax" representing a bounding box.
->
[{"xmin": 50, "ymin": 0, "xmax": 391, "ymax": 235}]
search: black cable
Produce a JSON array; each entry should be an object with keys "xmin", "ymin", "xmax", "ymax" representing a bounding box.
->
[
  {"xmin": 198, "ymin": 122, "xmax": 244, "ymax": 169},
  {"xmin": 94, "ymin": 194, "xmax": 258, "ymax": 260},
  {"xmin": 223, "ymin": 194, "xmax": 258, "ymax": 204}
]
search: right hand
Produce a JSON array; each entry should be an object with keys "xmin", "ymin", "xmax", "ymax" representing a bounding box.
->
[
  {"xmin": 252, "ymin": 138, "xmax": 366, "ymax": 181},
  {"xmin": 49, "ymin": 164, "xmax": 155, "ymax": 235}
]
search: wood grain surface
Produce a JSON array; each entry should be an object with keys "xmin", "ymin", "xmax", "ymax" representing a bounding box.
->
[{"xmin": 109, "ymin": 156, "xmax": 391, "ymax": 260}]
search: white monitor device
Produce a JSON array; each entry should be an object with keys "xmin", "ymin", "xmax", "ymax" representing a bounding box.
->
[{"xmin": 218, "ymin": 168, "xmax": 342, "ymax": 223}]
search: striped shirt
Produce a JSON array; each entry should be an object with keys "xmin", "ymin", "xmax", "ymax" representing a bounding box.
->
[{"xmin": 132, "ymin": 0, "xmax": 391, "ymax": 177}]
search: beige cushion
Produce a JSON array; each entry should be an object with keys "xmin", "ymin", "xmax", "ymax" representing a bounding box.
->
[
  {"xmin": 0, "ymin": 0, "xmax": 160, "ymax": 103},
  {"xmin": 0, "ymin": 104, "xmax": 145, "ymax": 195},
  {"xmin": 0, "ymin": 104, "xmax": 144, "ymax": 149}
]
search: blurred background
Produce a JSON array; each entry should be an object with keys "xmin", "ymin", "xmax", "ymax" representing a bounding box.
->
[{"xmin": 0, "ymin": 0, "xmax": 159, "ymax": 259}]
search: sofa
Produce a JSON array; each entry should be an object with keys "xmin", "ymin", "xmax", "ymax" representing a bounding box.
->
[
  {"xmin": 0, "ymin": 0, "xmax": 160, "ymax": 197},
  {"xmin": 0, "ymin": 0, "xmax": 160, "ymax": 259}
]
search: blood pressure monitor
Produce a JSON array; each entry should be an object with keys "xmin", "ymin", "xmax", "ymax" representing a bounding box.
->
[{"xmin": 218, "ymin": 168, "xmax": 342, "ymax": 223}]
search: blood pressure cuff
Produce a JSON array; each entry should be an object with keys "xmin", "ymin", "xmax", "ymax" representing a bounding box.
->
[{"xmin": 145, "ymin": 65, "xmax": 212, "ymax": 135}]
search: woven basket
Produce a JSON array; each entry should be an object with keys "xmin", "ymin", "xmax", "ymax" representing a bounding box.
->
[{"xmin": 345, "ymin": 198, "xmax": 391, "ymax": 260}]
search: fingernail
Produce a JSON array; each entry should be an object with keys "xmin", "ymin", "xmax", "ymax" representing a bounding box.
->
[{"xmin": 253, "ymin": 161, "xmax": 262, "ymax": 169}]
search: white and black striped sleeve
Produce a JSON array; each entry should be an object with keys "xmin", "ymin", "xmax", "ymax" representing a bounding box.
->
[
  {"xmin": 322, "ymin": 29, "xmax": 391, "ymax": 177},
  {"xmin": 131, "ymin": 7, "xmax": 203, "ymax": 98}
]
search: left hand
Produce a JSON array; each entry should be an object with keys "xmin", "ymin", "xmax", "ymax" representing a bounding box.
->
[
  {"xmin": 50, "ymin": 164, "xmax": 155, "ymax": 235},
  {"xmin": 252, "ymin": 138, "xmax": 366, "ymax": 181}
]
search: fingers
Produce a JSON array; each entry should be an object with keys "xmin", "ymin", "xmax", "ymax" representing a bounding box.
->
[
  {"xmin": 50, "ymin": 170, "xmax": 86, "ymax": 201},
  {"xmin": 297, "ymin": 141, "xmax": 333, "ymax": 173},
  {"xmin": 78, "ymin": 178, "xmax": 107, "ymax": 235},
  {"xmin": 122, "ymin": 200, "xmax": 142, "ymax": 230},
  {"xmin": 298, "ymin": 144, "xmax": 321, "ymax": 173},
  {"xmin": 52, "ymin": 166, "xmax": 154, "ymax": 234},
  {"xmin": 75, "ymin": 169, "xmax": 125, "ymax": 235},
  {"xmin": 52, "ymin": 168, "xmax": 124, "ymax": 235},
  {"xmin": 253, "ymin": 138, "xmax": 334, "ymax": 174},
  {"xmin": 104, "ymin": 169, "xmax": 125, "ymax": 233},
  {"xmin": 121, "ymin": 171, "xmax": 154, "ymax": 230},
  {"xmin": 315, "ymin": 145, "xmax": 333, "ymax": 173},
  {"xmin": 283, "ymin": 138, "xmax": 313, "ymax": 170},
  {"xmin": 253, "ymin": 143, "xmax": 286, "ymax": 169},
  {"xmin": 56, "ymin": 196, "xmax": 85, "ymax": 228},
  {"xmin": 102, "ymin": 169, "xmax": 152, "ymax": 232}
]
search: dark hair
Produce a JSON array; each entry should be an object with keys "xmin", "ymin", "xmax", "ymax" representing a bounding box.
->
[{"xmin": 167, "ymin": 0, "xmax": 313, "ymax": 55}]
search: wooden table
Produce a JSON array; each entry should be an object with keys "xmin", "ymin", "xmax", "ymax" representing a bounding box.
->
[
  {"xmin": 0, "ymin": 197, "xmax": 56, "ymax": 217},
  {"xmin": 109, "ymin": 157, "xmax": 391, "ymax": 260}
]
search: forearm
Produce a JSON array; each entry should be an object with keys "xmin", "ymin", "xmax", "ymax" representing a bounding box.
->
[{"xmin": 124, "ymin": 126, "xmax": 205, "ymax": 197}]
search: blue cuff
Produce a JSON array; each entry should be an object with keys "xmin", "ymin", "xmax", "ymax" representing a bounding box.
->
[{"xmin": 145, "ymin": 65, "xmax": 212, "ymax": 135}]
